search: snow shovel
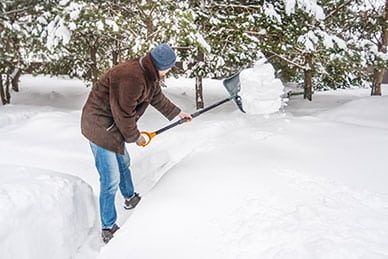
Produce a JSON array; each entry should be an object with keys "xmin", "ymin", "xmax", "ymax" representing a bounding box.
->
[{"xmin": 139, "ymin": 72, "xmax": 245, "ymax": 147}]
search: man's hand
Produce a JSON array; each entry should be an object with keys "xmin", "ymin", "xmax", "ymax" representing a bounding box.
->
[
  {"xmin": 136, "ymin": 134, "xmax": 146, "ymax": 146},
  {"xmin": 178, "ymin": 112, "xmax": 192, "ymax": 122}
]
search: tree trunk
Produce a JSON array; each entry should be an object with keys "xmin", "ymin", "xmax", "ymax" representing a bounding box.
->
[
  {"xmin": 145, "ymin": 0, "xmax": 154, "ymax": 39},
  {"xmin": 0, "ymin": 75, "xmax": 6, "ymax": 105},
  {"xmin": 90, "ymin": 46, "xmax": 99, "ymax": 84},
  {"xmin": 112, "ymin": 49, "xmax": 119, "ymax": 66},
  {"xmin": 304, "ymin": 53, "xmax": 313, "ymax": 101},
  {"xmin": 195, "ymin": 76, "xmax": 204, "ymax": 109},
  {"xmin": 195, "ymin": 49, "xmax": 204, "ymax": 109},
  {"xmin": 5, "ymin": 74, "xmax": 11, "ymax": 104},
  {"xmin": 371, "ymin": 0, "xmax": 388, "ymax": 96},
  {"xmin": 112, "ymin": 38, "xmax": 121, "ymax": 65},
  {"xmin": 12, "ymin": 69, "xmax": 21, "ymax": 92},
  {"xmin": 1, "ymin": 73, "xmax": 11, "ymax": 105},
  {"xmin": 372, "ymin": 69, "xmax": 384, "ymax": 95}
]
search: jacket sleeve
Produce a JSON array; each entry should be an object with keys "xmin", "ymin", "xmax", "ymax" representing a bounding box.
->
[
  {"xmin": 150, "ymin": 85, "xmax": 181, "ymax": 121},
  {"xmin": 109, "ymin": 75, "xmax": 141, "ymax": 143}
]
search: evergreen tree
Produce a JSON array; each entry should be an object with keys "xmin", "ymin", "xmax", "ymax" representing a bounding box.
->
[
  {"xmin": 0, "ymin": 0, "xmax": 52, "ymax": 103},
  {"xmin": 350, "ymin": 0, "xmax": 388, "ymax": 95},
  {"xmin": 43, "ymin": 1, "xmax": 197, "ymax": 83},
  {"xmin": 0, "ymin": 0, "xmax": 62, "ymax": 103},
  {"xmin": 1, "ymin": 0, "xmax": 386, "ymax": 105}
]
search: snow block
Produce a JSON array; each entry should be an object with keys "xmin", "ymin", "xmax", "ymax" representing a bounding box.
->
[{"xmin": 0, "ymin": 165, "xmax": 98, "ymax": 259}]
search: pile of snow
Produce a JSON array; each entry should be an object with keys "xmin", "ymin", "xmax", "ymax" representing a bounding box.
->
[
  {"xmin": 239, "ymin": 59, "xmax": 286, "ymax": 115},
  {"xmin": 0, "ymin": 166, "xmax": 98, "ymax": 259}
]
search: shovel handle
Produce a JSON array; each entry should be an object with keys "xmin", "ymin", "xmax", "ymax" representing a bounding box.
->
[
  {"xmin": 139, "ymin": 131, "xmax": 157, "ymax": 147},
  {"xmin": 138, "ymin": 96, "xmax": 235, "ymax": 147}
]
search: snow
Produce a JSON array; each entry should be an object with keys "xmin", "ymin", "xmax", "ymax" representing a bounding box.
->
[
  {"xmin": 239, "ymin": 59, "xmax": 285, "ymax": 114},
  {"xmin": 47, "ymin": 18, "xmax": 72, "ymax": 50},
  {"xmin": 285, "ymin": 0, "xmax": 296, "ymax": 15},
  {"xmin": 196, "ymin": 32, "xmax": 211, "ymax": 53},
  {"xmin": 284, "ymin": 0, "xmax": 325, "ymax": 20},
  {"xmin": 1, "ymin": 67, "xmax": 388, "ymax": 258},
  {"xmin": 0, "ymin": 166, "xmax": 97, "ymax": 259}
]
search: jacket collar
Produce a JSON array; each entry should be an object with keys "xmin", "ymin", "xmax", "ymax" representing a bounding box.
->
[{"xmin": 139, "ymin": 53, "xmax": 160, "ymax": 83}]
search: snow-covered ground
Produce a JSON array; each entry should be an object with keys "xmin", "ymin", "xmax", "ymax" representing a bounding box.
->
[{"xmin": 0, "ymin": 66, "xmax": 387, "ymax": 258}]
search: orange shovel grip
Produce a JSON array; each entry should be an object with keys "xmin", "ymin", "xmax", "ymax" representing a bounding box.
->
[{"xmin": 139, "ymin": 131, "xmax": 157, "ymax": 147}]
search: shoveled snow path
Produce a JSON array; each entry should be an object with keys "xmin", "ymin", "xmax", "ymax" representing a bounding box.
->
[{"xmin": 130, "ymin": 114, "xmax": 247, "ymax": 194}]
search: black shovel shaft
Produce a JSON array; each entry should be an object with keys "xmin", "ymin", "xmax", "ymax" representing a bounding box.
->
[{"xmin": 155, "ymin": 96, "xmax": 233, "ymax": 135}]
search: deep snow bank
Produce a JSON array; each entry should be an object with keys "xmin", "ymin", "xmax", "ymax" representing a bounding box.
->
[{"xmin": 0, "ymin": 166, "xmax": 98, "ymax": 259}]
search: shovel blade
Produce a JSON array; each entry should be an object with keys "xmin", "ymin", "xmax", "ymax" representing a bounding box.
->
[{"xmin": 223, "ymin": 72, "xmax": 245, "ymax": 113}]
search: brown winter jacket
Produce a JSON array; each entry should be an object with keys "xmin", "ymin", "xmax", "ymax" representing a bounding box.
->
[{"xmin": 81, "ymin": 53, "xmax": 181, "ymax": 154}]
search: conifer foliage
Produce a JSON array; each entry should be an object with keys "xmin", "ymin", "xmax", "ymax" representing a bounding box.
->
[{"xmin": 1, "ymin": 0, "xmax": 387, "ymax": 104}]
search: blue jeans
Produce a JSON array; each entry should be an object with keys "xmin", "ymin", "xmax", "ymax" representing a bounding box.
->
[{"xmin": 89, "ymin": 142, "xmax": 135, "ymax": 229}]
